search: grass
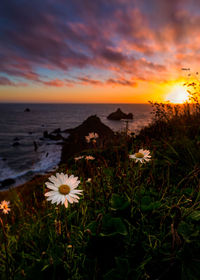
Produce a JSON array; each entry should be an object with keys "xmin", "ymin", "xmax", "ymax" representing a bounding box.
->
[{"xmin": 1, "ymin": 101, "xmax": 200, "ymax": 279}]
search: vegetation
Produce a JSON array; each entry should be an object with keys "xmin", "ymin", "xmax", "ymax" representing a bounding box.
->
[{"xmin": 1, "ymin": 87, "xmax": 200, "ymax": 279}]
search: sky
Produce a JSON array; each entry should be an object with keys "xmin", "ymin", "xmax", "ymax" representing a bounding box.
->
[{"xmin": 0, "ymin": 0, "xmax": 200, "ymax": 103}]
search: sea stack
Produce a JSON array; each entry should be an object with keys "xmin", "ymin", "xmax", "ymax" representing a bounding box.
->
[
  {"xmin": 61, "ymin": 115, "xmax": 115, "ymax": 163},
  {"xmin": 107, "ymin": 108, "xmax": 133, "ymax": 120}
]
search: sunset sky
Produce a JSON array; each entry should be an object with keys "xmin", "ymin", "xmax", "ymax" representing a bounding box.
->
[{"xmin": 0, "ymin": 0, "xmax": 200, "ymax": 103}]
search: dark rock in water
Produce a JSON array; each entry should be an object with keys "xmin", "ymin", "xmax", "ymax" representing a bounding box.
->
[
  {"xmin": 107, "ymin": 108, "xmax": 133, "ymax": 120},
  {"xmin": 12, "ymin": 141, "xmax": 20, "ymax": 147},
  {"xmin": 2, "ymin": 158, "xmax": 7, "ymax": 161},
  {"xmin": 28, "ymin": 131, "xmax": 33, "ymax": 134},
  {"xmin": 43, "ymin": 130, "xmax": 63, "ymax": 141},
  {"xmin": 61, "ymin": 115, "xmax": 114, "ymax": 163},
  {"xmin": 52, "ymin": 128, "xmax": 61, "ymax": 134},
  {"xmin": 33, "ymin": 141, "xmax": 38, "ymax": 151},
  {"xmin": 24, "ymin": 108, "xmax": 30, "ymax": 112},
  {"xmin": 13, "ymin": 137, "xmax": 20, "ymax": 141},
  {"xmin": 1, "ymin": 178, "xmax": 15, "ymax": 188},
  {"xmin": 43, "ymin": 130, "xmax": 49, "ymax": 138}
]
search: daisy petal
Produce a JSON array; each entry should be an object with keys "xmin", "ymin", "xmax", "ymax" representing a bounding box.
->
[{"xmin": 64, "ymin": 198, "xmax": 68, "ymax": 208}]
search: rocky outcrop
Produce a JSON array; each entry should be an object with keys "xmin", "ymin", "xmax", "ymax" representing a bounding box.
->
[
  {"xmin": 64, "ymin": 115, "xmax": 114, "ymax": 137},
  {"xmin": 1, "ymin": 178, "xmax": 15, "ymax": 188},
  {"xmin": 61, "ymin": 115, "xmax": 114, "ymax": 163},
  {"xmin": 107, "ymin": 108, "xmax": 133, "ymax": 120}
]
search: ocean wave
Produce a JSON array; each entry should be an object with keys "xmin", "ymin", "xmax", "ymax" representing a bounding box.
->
[{"xmin": 0, "ymin": 143, "xmax": 62, "ymax": 190}]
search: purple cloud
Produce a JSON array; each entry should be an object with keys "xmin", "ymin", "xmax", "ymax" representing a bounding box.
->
[{"xmin": 0, "ymin": 0, "xmax": 200, "ymax": 87}]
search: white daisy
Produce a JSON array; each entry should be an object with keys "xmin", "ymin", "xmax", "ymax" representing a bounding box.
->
[
  {"xmin": 74, "ymin": 156, "xmax": 84, "ymax": 161},
  {"xmin": 85, "ymin": 132, "xmax": 99, "ymax": 143},
  {"xmin": 85, "ymin": 155, "xmax": 95, "ymax": 160},
  {"xmin": 0, "ymin": 200, "xmax": 11, "ymax": 214},
  {"xmin": 129, "ymin": 149, "xmax": 151, "ymax": 163},
  {"xmin": 45, "ymin": 173, "xmax": 83, "ymax": 208}
]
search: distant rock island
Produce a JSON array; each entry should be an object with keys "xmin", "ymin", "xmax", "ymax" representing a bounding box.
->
[
  {"xmin": 107, "ymin": 108, "xmax": 133, "ymax": 120},
  {"xmin": 24, "ymin": 108, "xmax": 30, "ymax": 112}
]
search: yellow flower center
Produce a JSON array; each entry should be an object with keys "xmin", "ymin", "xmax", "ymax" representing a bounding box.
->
[
  {"xmin": 135, "ymin": 152, "xmax": 144, "ymax": 158},
  {"xmin": 59, "ymin": 184, "xmax": 70, "ymax": 195}
]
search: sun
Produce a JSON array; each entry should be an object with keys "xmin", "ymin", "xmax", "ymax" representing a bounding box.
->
[{"xmin": 165, "ymin": 85, "xmax": 189, "ymax": 104}]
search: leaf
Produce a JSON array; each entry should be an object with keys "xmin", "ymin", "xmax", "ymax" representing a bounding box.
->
[
  {"xmin": 110, "ymin": 193, "xmax": 130, "ymax": 211},
  {"xmin": 188, "ymin": 211, "xmax": 200, "ymax": 221},
  {"xmin": 100, "ymin": 214, "xmax": 128, "ymax": 237},
  {"xmin": 140, "ymin": 196, "xmax": 161, "ymax": 212},
  {"xmin": 41, "ymin": 264, "xmax": 49, "ymax": 271},
  {"xmin": 87, "ymin": 221, "xmax": 98, "ymax": 235}
]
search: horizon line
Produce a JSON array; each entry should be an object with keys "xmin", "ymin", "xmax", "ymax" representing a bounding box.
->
[{"xmin": 0, "ymin": 101, "xmax": 150, "ymax": 105}]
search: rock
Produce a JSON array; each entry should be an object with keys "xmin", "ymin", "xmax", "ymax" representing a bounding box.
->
[
  {"xmin": 13, "ymin": 137, "xmax": 20, "ymax": 141},
  {"xmin": 64, "ymin": 115, "xmax": 114, "ymax": 137},
  {"xmin": 43, "ymin": 130, "xmax": 63, "ymax": 141},
  {"xmin": 107, "ymin": 108, "xmax": 133, "ymax": 120},
  {"xmin": 28, "ymin": 131, "xmax": 33, "ymax": 134},
  {"xmin": 52, "ymin": 128, "xmax": 61, "ymax": 134},
  {"xmin": 12, "ymin": 141, "xmax": 20, "ymax": 147},
  {"xmin": 1, "ymin": 178, "xmax": 15, "ymax": 188},
  {"xmin": 61, "ymin": 115, "xmax": 115, "ymax": 163},
  {"xmin": 43, "ymin": 131, "xmax": 49, "ymax": 138},
  {"xmin": 33, "ymin": 141, "xmax": 38, "ymax": 151},
  {"xmin": 24, "ymin": 108, "xmax": 30, "ymax": 112}
]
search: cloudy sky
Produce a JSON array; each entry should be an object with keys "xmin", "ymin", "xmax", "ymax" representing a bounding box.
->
[{"xmin": 0, "ymin": 0, "xmax": 199, "ymax": 103}]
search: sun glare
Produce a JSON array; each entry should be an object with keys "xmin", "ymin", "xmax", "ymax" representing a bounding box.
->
[{"xmin": 165, "ymin": 85, "xmax": 189, "ymax": 104}]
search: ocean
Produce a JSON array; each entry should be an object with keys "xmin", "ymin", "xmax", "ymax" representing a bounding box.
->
[{"xmin": 0, "ymin": 103, "xmax": 152, "ymax": 189}]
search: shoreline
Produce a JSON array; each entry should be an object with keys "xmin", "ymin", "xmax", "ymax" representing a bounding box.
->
[
  {"xmin": 0, "ymin": 172, "xmax": 53, "ymax": 201},
  {"xmin": 0, "ymin": 114, "xmax": 131, "ymax": 199}
]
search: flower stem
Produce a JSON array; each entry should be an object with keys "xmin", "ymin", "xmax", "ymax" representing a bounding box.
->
[{"xmin": 0, "ymin": 217, "xmax": 10, "ymax": 279}]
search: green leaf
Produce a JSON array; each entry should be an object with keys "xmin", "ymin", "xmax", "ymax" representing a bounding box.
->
[
  {"xmin": 188, "ymin": 211, "xmax": 200, "ymax": 221},
  {"xmin": 100, "ymin": 214, "xmax": 128, "ymax": 237},
  {"xmin": 110, "ymin": 193, "xmax": 130, "ymax": 211},
  {"xmin": 87, "ymin": 221, "xmax": 98, "ymax": 235},
  {"xmin": 178, "ymin": 221, "xmax": 195, "ymax": 242},
  {"xmin": 41, "ymin": 264, "xmax": 49, "ymax": 271},
  {"xmin": 140, "ymin": 196, "xmax": 161, "ymax": 212}
]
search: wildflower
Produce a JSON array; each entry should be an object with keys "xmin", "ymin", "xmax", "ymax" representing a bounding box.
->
[
  {"xmin": 87, "ymin": 178, "xmax": 92, "ymax": 182},
  {"xmin": 85, "ymin": 155, "xmax": 95, "ymax": 160},
  {"xmin": 0, "ymin": 200, "xmax": 11, "ymax": 214},
  {"xmin": 129, "ymin": 149, "xmax": 151, "ymax": 163},
  {"xmin": 45, "ymin": 173, "xmax": 83, "ymax": 208},
  {"xmin": 85, "ymin": 132, "xmax": 99, "ymax": 143},
  {"xmin": 74, "ymin": 156, "xmax": 84, "ymax": 161}
]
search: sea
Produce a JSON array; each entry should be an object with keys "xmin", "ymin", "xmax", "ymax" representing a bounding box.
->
[{"xmin": 0, "ymin": 103, "xmax": 152, "ymax": 190}]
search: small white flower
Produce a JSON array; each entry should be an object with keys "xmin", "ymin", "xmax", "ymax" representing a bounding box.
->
[
  {"xmin": 85, "ymin": 155, "xmax": 95, "ymax": 160},
  {"xmin": 129, "ymin": 149, "xmax": 151, "ymax": 163},
  {"xmin": 0, "ymin": 200, "xmax": 11, "ymax": 214},
  {"xmin": 74, "ymin": 156, "xmax": 84, "ymax": 161},
  {"xmin": 85, "ymin": 132, "xmax": 99, "ymax": 143},
  {"xmin": 87, "ymin": 178, "xmax": 92, "ymax": 182},
  {"xmin": 45, "ymin": 173, "xmax": 83, "ymax": 208}
]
